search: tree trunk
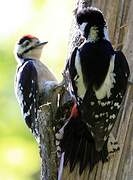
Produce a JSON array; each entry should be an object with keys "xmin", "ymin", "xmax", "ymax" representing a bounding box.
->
[
  {"xmin": 34, "ymin": 0, "xmax": 133, "ymax": 179},
  {"xmin": 66, "ymin": 0, "xmax": 133, "ymax": 179}
]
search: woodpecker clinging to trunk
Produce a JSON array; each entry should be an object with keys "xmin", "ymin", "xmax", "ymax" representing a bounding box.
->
[
  {"xmin": 14, "ymin": 35, "xmax": 57, "ymax": 131},
  {"xmin": 60, "ymin": 7, "xmax": 130, "ymax": 178}
]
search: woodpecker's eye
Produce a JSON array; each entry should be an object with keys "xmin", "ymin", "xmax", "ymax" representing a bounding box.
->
[
  {"xmin": 36, "ymin": 41, "xmax": 40, "ymax": 45},
  {"xmin": 23, "ymin": 40, "xmax": 30, "ymax": 47}
]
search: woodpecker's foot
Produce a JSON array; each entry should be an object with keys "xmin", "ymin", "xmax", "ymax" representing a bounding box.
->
[{"xmin": 107, "ymin": 133, "xmax": 120, "ymax": 158}]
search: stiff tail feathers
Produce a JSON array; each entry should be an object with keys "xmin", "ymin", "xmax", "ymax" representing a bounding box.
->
[{"xmin": 60, "ymin": 112, "xmax": 109, "ymax": 175}]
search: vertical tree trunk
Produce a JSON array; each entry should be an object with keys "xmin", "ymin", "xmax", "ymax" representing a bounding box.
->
[
  {"xmin": 35, "ymin": 0, "xmax": 133, "ymax": 179},
  {"xmin": 66, "ymin": 0, "xmax": 133, "ymax": 180}
]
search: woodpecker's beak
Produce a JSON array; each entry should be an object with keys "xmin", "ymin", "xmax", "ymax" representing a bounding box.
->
[{"xmin": 35, "ymin": 41, "xmax": 48, "ymax": 48}]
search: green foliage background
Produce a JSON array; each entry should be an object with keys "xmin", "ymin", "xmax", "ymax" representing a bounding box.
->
[{"xmin": 0, "ymin": 0, "xmax": 74, "ymax": 179}]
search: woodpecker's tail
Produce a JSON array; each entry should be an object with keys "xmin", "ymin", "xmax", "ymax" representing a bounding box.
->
[{"xmin": 60, "ymin": 116, "xmax": 108, "ymax": 176}]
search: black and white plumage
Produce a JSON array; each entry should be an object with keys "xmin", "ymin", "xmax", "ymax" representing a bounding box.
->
[
  {"xmin": 61, "ymin": 7, "xmax": 130, "ymax": 177},
  {"xmin": 15, "ymin": 35, "xmax": 57, "ymax": 129}
]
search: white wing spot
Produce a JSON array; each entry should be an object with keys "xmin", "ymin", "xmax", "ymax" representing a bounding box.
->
[
  {"xmin": 24, "ymin": 111, "xmax": 30, "ymax": 118},
  {"xmin": 90, "ymin": 102, "xmax": 95, "ymax": 106},
  {"xmin": 98, "ymin": 100, "xmax": 101, "ymax": 105},
  {"xmin": 29, "ymin": 93, "xmax": 32, "ymax": 98},
  {"xmin": 114, "ymin": 102, "xmax": 120, "ymax": 109},
  {"xmin": 107, "ymin": 101, "xmax": 111, "ymax": 105},
  {"xmin": 106, "ymin": 112, "xmax": 109, "ymax": 117},
  {"xmin": 101, "ymin": 102, "xmax": 106, "ymax": 107},
  {"xmin": 20, "ymin": 86, "xmax": 23, "ymax": 90},
  {"xmin": 24, "ymin": 101, "xmax": 26, "ymax": 106},
  {"xmin": 109, "ymin": 114, "xmax": 116, "ymax": 119},
  {"xmin": 95, "ymin": 115, "xmax": 99, "ymax": 118},
  {"xmin": 99, "ymin": 113, "xmax": 102, "ymax": 117},
  {"xmin": 125, "ymin": 73, "xmax": 128, "ymax": 77},
  {"xmin": 100, "ymin": 126, "xmax": 104, "ymax": 129}
]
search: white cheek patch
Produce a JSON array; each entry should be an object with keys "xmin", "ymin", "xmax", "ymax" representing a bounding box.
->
[{"xmin": 79, "ymin": 22, "xmax": 88, "ymax": 35}]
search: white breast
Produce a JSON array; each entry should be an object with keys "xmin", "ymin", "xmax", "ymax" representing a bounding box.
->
[{"xmin": 33, "ymin": 60, "xmax": 57, "ymax": 92}]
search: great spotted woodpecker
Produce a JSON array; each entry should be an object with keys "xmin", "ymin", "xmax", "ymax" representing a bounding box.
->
[
  {"xmin": 14, "ymin": 35, "xmax": 57, "ymax": 130},
  {"xmin": 60, "ymin": 7, "xmax": 130, "ymax": 177}
]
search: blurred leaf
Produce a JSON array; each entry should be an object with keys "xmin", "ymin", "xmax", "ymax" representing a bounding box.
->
[
  {"xmin": 0, "ymin": 137, "xmax": 40, "ymax": 180},
  {"xmin": 32, "ymin": 0, "xmax": 46, "ymax": 11}
]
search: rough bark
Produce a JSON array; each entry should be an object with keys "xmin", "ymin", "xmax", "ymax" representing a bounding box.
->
[
  {"xmin": 38, "ymin": 103, "xmax": 57, "ymax": 180},
  {"xmin": 35, "ymin": 83, "xmax": 69, "ymax": 180},
  {"xmin": 33, "ymin": 0, "xmax": 133, "ymax": 179}
]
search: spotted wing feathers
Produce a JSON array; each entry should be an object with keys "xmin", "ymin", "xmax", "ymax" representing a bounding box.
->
[{"xmin": 16, "ymin": 61, "xmax": 38, "ymax": 128}]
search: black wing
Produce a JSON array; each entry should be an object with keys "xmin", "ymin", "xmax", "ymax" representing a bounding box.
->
[
  {"xmin": 16, "ymin": 61, "xmax": 38, "ymax": 128},
  {"xmin": 114, "ymin": 50, "xmax": 130, "ymax": 90},
  {"xmin": 81, "ymin": 50, "xmax": 130, "ymax": 150}
]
